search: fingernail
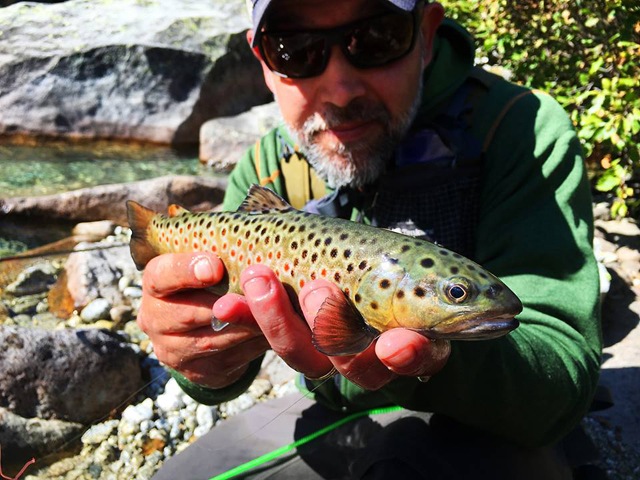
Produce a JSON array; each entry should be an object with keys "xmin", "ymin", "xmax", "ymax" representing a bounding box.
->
[
  {"xmin": 242, "ymin": 276, "xmax": 272, "ymax": 300},
  {"xmin": 193, "ymin": 257, "xmax": 214, "ymax": 283},
  {"xmin": 211, "ymin": 315, "xmax": 230, "ymax": 332},
  {"xmin": 302, "ymin": 287, "xmax": 332, "ymax": 317}
]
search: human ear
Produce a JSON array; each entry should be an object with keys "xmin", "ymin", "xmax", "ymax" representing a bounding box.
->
[
  {"xmin": 419, "ymin": 2, "xmax": 445, "ymax": 66},
  {"xmin": 246, "ymin": 30, "xmax": 277, "ymax": 94}
]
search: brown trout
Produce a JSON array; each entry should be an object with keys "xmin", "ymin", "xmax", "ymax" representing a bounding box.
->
[{"xmin": 127, "ymin": 185, "xmax": 521, "ymax": 356}]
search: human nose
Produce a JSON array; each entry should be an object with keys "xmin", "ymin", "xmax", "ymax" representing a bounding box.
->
[{"xmin": 317, "ymin": 45, "xmax": 367, "ymax": 107}]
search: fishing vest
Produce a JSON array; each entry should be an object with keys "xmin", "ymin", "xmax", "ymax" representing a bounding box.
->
[{"xmin": 261, "ymin": 67, "xmax": 535, "ymax": 260}]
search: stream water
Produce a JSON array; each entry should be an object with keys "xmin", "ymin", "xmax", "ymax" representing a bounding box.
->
[{"xmin": 0, "ymin": 140, "xmax": 221, "ymax": 257}]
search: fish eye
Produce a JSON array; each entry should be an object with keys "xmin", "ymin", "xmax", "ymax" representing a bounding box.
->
[{"xmin": 447, "ymin": 283, "xmax": 468, "ymax": 303}]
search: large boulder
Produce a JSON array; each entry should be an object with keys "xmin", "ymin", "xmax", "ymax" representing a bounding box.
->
[
  {"xmin": 0, "ymin": 174, "xmax": 228, "ymax": 225},
  {"xmin": 0, "ymin": 326, "xmax": 144, "ymax": 424},
  {"xmin": 0, "ymin": 0, "xmax": 272, "ymax": 145}
]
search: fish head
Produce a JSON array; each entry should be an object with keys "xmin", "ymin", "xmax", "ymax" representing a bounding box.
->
[{"xmin": 390, "ymin": 256, "xmax": 522, "ymax": 340}]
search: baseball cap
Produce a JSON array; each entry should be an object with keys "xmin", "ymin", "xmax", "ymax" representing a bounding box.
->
[{"xmin": 247, "ymin": 0, "xmax": 421, "ymax": 45}]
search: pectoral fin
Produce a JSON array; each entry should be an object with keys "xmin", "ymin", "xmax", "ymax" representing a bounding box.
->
[{"xmin": 311, "ymin": 292, "xmax": 379, "ymax": 356}]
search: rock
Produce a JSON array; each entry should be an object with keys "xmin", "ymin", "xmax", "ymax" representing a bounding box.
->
[
  {"xmin": 5, "ymin": 262, "xmax": 59, "ymax": 296},
  {"xmin": 63, "ymin": 242, "xmax": 137, "ymax": 310},
  {"xmin": 0, "ymin": 326, "xmax": 143, "ymax": 423},
  {"xmin": 80, "ymin": 298, "xmax": 112, "ymax": 322},
  {"xmin": 110, "ymin": 305, "xmax": 133, "ymax": 325},
  {"xmin": 72, "ymin": 220, "xmax": 116, "ymax": 239},
  {"xmin": 81, "ymin": 420, "xmax": 120, "ymax": 446},
  {"xmin": 0, "ymin": 174, "xmax": 227, "ymax": 225},
  {"xmin": 0, "ymin": 407, "xmax": 84, "ymax": 466},
  {"xmin": 0, "ymin": 0, "xmax": 272, "ymax": 145},
  {"xmin": 200, "ymin": 102, "xmax": 282, "ymax": 170}
]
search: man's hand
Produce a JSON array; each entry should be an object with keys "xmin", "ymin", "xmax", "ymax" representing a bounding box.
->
[
  {"xmin": 242, "ymin": 266, "xmax": 451, "ymax": 390},
  {"xmin": 137, "ymin": 252, "xmax": 269, "ymax": 389}
]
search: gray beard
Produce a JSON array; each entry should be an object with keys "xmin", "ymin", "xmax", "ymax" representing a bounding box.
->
[{"xmin": 286, "ymin": 77, "xmax": 423, "ymax": 190}]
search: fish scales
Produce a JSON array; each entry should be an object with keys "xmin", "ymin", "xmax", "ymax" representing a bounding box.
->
[{"xmin": 127, "ymin": 185, "xmax": 522, "ymax": 355}]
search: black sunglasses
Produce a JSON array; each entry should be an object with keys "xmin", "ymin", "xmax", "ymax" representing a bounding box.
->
[{"xmin": 257, "ymin": 9, "xmax": 420, "ymax": 79}]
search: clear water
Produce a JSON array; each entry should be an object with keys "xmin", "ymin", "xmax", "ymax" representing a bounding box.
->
[
  {"xmin": 0, "ymin": 140, "xmax": 224, "ymax": 257},
  {"xmin": 0, "ymin": 141, "xmax": 215, "ymax": 197}
]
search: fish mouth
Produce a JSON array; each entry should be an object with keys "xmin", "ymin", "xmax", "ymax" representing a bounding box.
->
[{"xmin": 424, "ymin": 312, "xmax": 520, "ymax": 341}]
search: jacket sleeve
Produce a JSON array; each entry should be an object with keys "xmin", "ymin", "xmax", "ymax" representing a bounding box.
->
[{"xmin": 312, "ymin": 92, "xmax": 602, "ymax": 447}]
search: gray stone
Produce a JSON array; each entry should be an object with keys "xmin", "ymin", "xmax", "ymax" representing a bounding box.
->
[
  {"xmin": 110, "ymin": 305, "xmax": 134, "ymax": 325},
  {"xmin": 72, "ymin": 220, "xmax": 117, "ymax": 239},
  {"xmin": 200, "ymin": 102, "xmax": 282, "ymax": 171},
  {"xmin": 0, "ymin": 406, "xmax": 84, "ymax": 463},
  {"xmin": 0, "ymin": 326, "xmax": 143, "ymax": 423},
  {"xmin": 5, "ymin": 262, "xmax": 59, "ymax": 296},
  {"xmin": 0, "ymin": 174, "xmax": 227, "ymax": 225},
  {"xmin": 64, "ymin": 243, "xmax": 136, "ymax": 310},
  {"xmin": 0, "ymin": 0, "xmax": 272, "ymax": 144},
  {"xmin": 80, "ymin": 297, "xmax": 112, "ymax": 322}
]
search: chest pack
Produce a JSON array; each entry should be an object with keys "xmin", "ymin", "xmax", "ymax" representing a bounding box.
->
[{"xmin": 260, "ymin": 67, "xmax": 534, "ymax": 259}]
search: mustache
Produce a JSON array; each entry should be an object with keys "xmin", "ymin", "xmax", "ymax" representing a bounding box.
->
[{"xmin": 302, "ymin": 99, "xmax": 390, "ymax": 137}]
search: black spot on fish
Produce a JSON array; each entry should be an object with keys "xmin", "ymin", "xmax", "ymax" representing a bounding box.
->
[
  {"xmin": 347, "ymin": 264, "xmax": 355, "ymax": 273},
  {"xmin": 275, "ymin": 235, "xmax": 281, "ymax": 244},
  {"xmin": 207, "ymin": 221, "xmax": 213, "ymax": 229},
  {"xmin": 289, "ymin": 225, "xmax": 296, "ymax": 233},
  {"xmin": 401, "ymin": 245, "xmax": 411, "ymax": 253},
  {"xmin": 334, "ymin": 272, "xmax": 341, "ymax": 282},
  {"xmin": 233, "ymin": 225, "xmax": 240, "ymax": 233},
  {"xmin": 453, "ymin": 253, "xmax": 462, "ymax": 259},
  {"xmin": 421, "ymin": 258, "xmax": 434, "ymax": 268},
  {"xmin": 261, "ymin": 227, "xmax": 267, "ymax": 236},
  {"xmin": 359, "ymin": 261, "xmax": 368, "ymax": 270},
  {"xmin": 302, "ymin": 250, "xmax": 308, "ymax": 259},
  {"xmin": 245, "ymin": 231, "xmax": 251, "ymax": 239},
  {"xmin": 308, "ymin": 232, "xmax": 316, "ymax": 241},
  {"xmin": 479, "ymin": 272, "xmax": 489, "ymax": 279},
  {"xmin": 314, "ymin": 239, "xmax": 322, "ymax": 247},
  {"xmin": 321, "ymin": 227, "xmax": 329, "ymax": 234},
  {"xmin": 439, "ymin": 250, "xmax": 449, "ymax": 256},
  {"xmin": 450, "ymin": 267, "xmax": 459, "ymax": 275},
  {"xmin": 199, "ymin": 218, "xmax": 205, "ymax": 226},
  {"xmin": 330, "ymin": 248, "xmax": 338, "ymax": 258},
  {"xmin": 291, "ymin": 241, "xmax": 299, "ymax": 250},
  {"xmin": 324, "ymin": 237, "xmax": 333, "ymax": 246},
  {"xmin": 396, "ymin": 290, "xmax": 405, "ymax": 299},
  {"xmin": 485, "ymin": 284, "xmax": 503, "ymax": 299},
  {"xmin": 344, "ymin": 249, "xmax": 352, "ymax": 259},
  {"xmin": 311, "ymin": 253, "xmax": 319, "ymax": 263},
  {"xmin": 299, "ymin": 225, "xmax": 306, "ymax": 233},
  {"xmin": 232, "ymin": 213, "xmax": 241, "ymax": 220},
  {"xmin": 265, "ymin": 236, "xmax": 270, "ymax": 245},
  {"xmin": 276, "ymin": 220, "xmax": 284, "ymax": 227},
  {"xmin": 355, "ymin": 294, "xmax": 362, "ymax": 303},
  {"xmin": 414, "ymin": 287, "xmax": 426, "ymax": 298},
  {"xmin": 379, "ymin": 279, "xmax": 391, "ymax": 289},
  {"xmin": 340, "ymin": 233, "xmax": 349, "ymax": 240},
  {"xmin": 370, "ymin": 301, "xmax": 379, "ymax": 310},
  {"xmin": 468, "ymin": 264, "xmax": 476, "ymax": 271}
]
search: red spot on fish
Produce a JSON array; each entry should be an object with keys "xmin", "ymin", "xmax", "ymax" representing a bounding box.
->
[
  {"xmin": 237, "ymin": 239, "xmax": 242, "ymax": 247},
  {"xmin": 221, "ymin": 228, "xmax": 227, "ymax": 236},
  {"xmin": 179, "ymin": 227, "xmax": 184, "ymax": 234},
  {"xmin": 193, "ymin": 242, "xmax": 199, "ymax": 249},
  {"xmin": 299, "ymin": 279, "xmax": 305, "ymax": 288},
  {"xmin": 311, "ymin": 272, "xmax": 317, "ymax": 280},
  {"xmin": 256, "ymin": 255, "xmax": 262, "ymax": 263},
  {"xmin": 231, "ymin": 250, "xmax": 236, "ymax": 257},
  {"xmin": 321, "ymin": 268, "xmax": 327, "ymax": 277},
  {"xmin": 276, "ymin": 251, "xmax": 282, "ymax": 260},
  {"xmin": 284, "ymin": 263, "xmax": 290, "ymax": 272},
  {"xmin": 174, "ymin": 239, "xmax": 179, "ymax": 246},
  {"xmin": 209, "ymin": 230, "xmax": 215, "ymax": 237},
  {"xmin": 212, "ymin": 245, "xmax": 217, "ymax": 253},
  {"xmin": 203, "ymin": 238, "xmax": 208, "ymax": 246},
  {"xmin": 222, "ymin": 242, "xmax": 228, "ymax": 250},
  {"xmin": 239, "ymin": 253, "xmax": 244, "ymax": 262},
  {"xmin": 268, "ymin": 252, "xmax": 273, "ymax": 259},
  {"xmin": 249, "ymin": 244, "xmax": 254, "ymax": 251}
]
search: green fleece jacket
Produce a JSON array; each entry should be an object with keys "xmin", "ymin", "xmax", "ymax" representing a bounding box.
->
[{"xmin": 174, "ymin": 20, "xmax": 602, "ymax": 448}]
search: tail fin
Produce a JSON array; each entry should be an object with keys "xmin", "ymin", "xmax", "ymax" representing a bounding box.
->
[{"xmin": 126, "ymin": 200, "xmax": 159, "ymax": 270}]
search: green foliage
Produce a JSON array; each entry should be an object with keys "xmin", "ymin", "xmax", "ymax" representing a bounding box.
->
[{"xmin": 441, "ymin": 0, "xmax": 640, "ymax": 218}]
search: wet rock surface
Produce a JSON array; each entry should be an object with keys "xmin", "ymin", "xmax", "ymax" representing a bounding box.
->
[{"xmin": 0, "ymin": 0, "xmax": 272, "ymax": 144}]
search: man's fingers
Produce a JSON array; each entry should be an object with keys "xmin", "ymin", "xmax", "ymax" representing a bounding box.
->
[
  {"xmin": 240, "ymin": 265, "xmax": 333, "ymax": 377},
  {"xmin": 143, "ymin": 252, "xmax": 225, "ymax": 297},
  {"xmin": 375, "ymin": 329, "xmax": 451, "ymax": 377}
]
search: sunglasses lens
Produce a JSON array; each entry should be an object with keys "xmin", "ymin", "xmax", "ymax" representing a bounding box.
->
[
  {"xmin": 347, "ymin": 13, "xmax": 415, "ymax": 67},
  {"xmin": 260, "ymin": 11, "xmax": 416, "ymax": 78},
  {"xmin": 261, "ymin": 32, "xmax": 326, "ymax": 78}
]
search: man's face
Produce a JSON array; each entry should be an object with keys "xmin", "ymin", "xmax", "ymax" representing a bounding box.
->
[{"xmin": 250, "ymin": 0, "xmax": 444, "ymax": 189}]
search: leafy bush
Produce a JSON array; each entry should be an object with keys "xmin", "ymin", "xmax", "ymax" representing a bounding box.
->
[{"xmin": 441, "ymin": 0, "xmax": 640, "ymax": 218}]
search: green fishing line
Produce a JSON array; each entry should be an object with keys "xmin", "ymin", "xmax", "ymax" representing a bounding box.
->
[{"xmin": 209, "ymin": 405, "xmax": 404, "ymax": 480}]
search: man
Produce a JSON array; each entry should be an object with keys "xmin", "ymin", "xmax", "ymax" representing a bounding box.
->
[{"xmin": 144, "ymin": 0, "xmax": 602, "ymax": 478}]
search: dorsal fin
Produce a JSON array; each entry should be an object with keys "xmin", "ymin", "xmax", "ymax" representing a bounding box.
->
[
  {"xmin": 167, "ymin": 204, "xmax": 189, "ymax": 217},
  {"xmin": 238, "ymin": 185, "xmax": 295, "ymax": 214}
]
